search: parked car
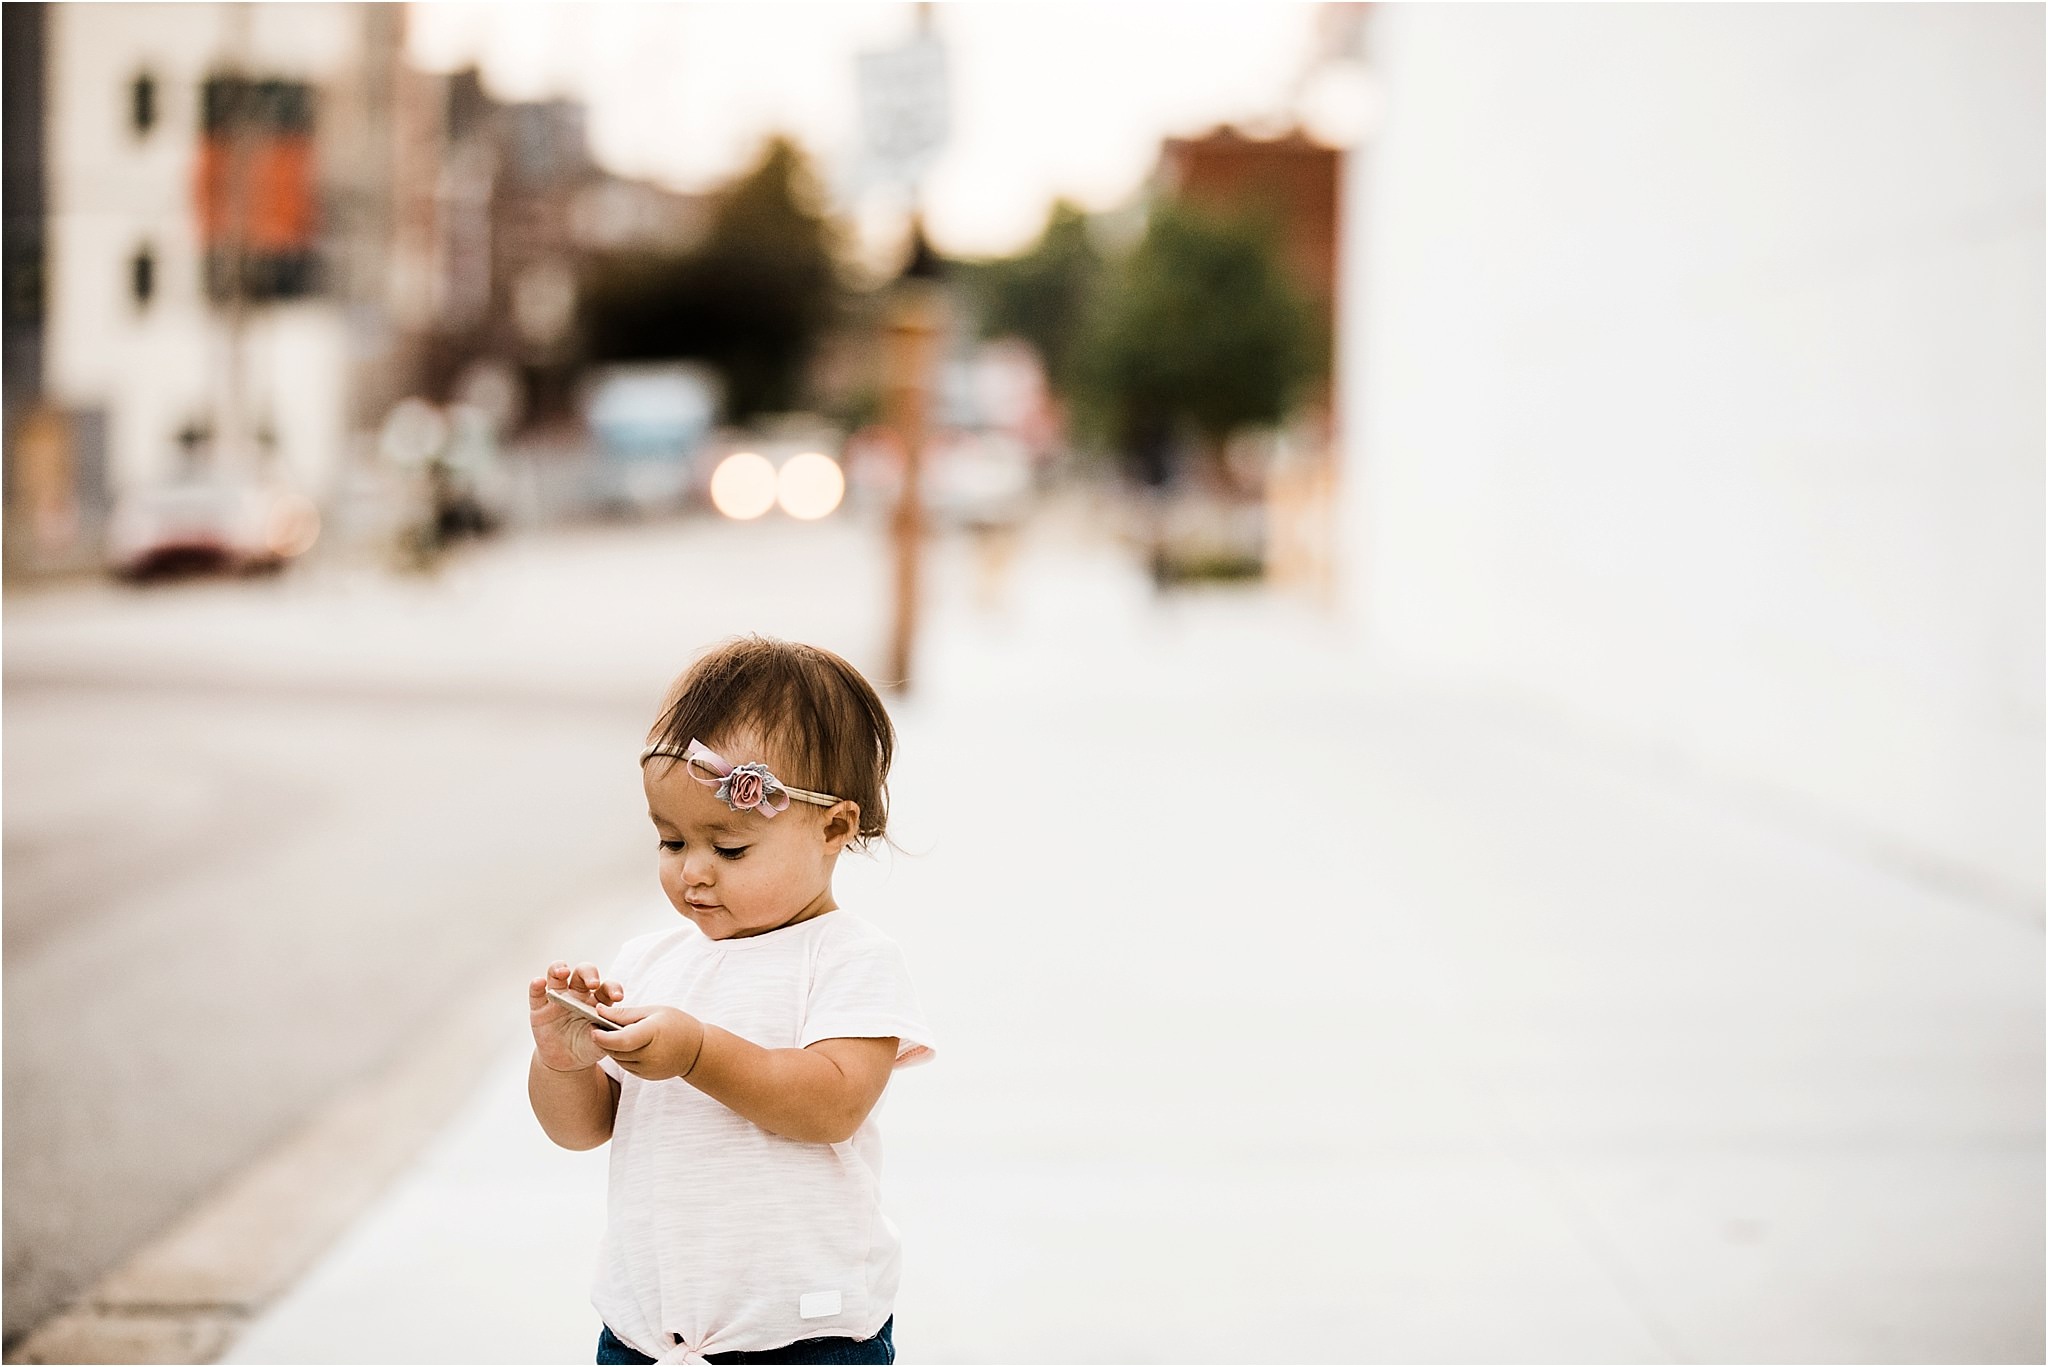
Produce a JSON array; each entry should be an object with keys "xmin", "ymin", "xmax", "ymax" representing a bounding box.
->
[
  {"xmin": 582, "ymin": 364, "xmax": 721, "ymax": 514},
  {"xmin": 107, "ymin": 476, "xmax": 320, "ymax": 580}
]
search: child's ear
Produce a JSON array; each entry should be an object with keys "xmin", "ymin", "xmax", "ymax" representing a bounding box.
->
[{"xmin": 821, "ymin": 800, "xmax": 861, "ymax": 850}]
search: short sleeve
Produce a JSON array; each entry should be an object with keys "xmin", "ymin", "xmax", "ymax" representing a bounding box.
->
[{"xmin": 800, "ymin": 924, "xmax": 937, "ymax": 1068}]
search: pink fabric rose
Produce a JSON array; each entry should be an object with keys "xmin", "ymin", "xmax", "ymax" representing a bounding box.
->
[{"xmin": 725, "ymin": 768, "xmax": 765, "ymax": 811}]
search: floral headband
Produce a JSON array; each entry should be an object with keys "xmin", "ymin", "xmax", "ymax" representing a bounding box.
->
[{"xmin": 638, "ymin": 738, "xmax": 840, "ymax": 819}]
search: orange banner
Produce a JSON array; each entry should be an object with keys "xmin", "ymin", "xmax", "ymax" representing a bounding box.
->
[{"xmin": 194, "ymin": 133, "xmax": 316, "ymax": 251}]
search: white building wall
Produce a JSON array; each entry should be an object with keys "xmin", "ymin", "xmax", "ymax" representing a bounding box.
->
[
  {"xmin": 1340, "ymin": 4, "xmax": 2044, "ymax": 904},
  {"xmin": 44, "ymin": 3, "xmax": 362, "ymax": 497},
  {"xmin": 258, "ymin": 305, "xmax": 351, "ymax": 489}
]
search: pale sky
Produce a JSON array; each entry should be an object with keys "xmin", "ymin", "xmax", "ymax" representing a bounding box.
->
[{"xmin": 406, "ymin": 2, "xmax": 1328, "ymax": 259}]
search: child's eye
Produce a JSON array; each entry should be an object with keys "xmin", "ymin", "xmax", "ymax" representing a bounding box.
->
[{"xmin": 657, "ymin": 839, "xmax": 745, "ymax": 859}]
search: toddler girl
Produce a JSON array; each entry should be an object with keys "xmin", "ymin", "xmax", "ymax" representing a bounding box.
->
[{"xmin": 528, "ymin": 636, "xmax": 935, "ymax": 1366}]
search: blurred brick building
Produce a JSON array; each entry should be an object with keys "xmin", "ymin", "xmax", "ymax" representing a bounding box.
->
[{"xmin": 1155, "ymin": 125, "xmax": 1341, "ymax": 333}]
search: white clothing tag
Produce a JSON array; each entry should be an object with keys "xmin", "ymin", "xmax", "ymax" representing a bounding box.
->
[{"xmin": 799, "ymin": 1290, "xmax": 842, "ymax": 1319}]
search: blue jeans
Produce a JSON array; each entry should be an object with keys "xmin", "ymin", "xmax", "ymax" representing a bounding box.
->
[{"xmin": 596, "ymin": 1317, "xmax": 895, "ymax": 1365}]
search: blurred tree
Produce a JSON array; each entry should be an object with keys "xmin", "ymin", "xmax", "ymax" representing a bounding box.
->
[
  {"xmin": 580, "ymin": 137, "xmax": 844, "ymax": 422},
  {"xmin": 1076, "ymin": 199, "xmax": 1323, "ymax": 467},
  {"xmin": 955, "ymin": 199, "xmax": 1104, "ymax": 399}
]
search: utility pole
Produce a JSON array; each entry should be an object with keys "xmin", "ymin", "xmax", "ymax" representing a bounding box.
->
[
  {"xmin": 882, "ymin": 223, "xmax": 943, "ymax": 689},
  {"xmin": 859, "ymin": 3, "xmax": 949, "ymax": 691}
]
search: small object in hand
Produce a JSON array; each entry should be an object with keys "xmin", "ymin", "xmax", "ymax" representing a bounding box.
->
[{"xmin": 545, "ymin": 987, "xmax": 622, "ymax": 1031}]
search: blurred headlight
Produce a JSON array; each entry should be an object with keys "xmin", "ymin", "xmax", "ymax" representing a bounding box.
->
[
  {"xmin": 776, "ymin": 452, "xmax": 844, "ymax": 521},
  {"xmin": 710, "ymin": 452, "xmax": 777, "ymax": 520}
]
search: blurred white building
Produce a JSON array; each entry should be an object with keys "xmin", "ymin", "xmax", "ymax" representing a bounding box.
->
[
  {"xmin": 38, "ymin": 3, "xmax": 402, "ymax": 516},
  {"xmin": 1339, "ymin": 6, "xmax": 2043, "ymax": 904}
]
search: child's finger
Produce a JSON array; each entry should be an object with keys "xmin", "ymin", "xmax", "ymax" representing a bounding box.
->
[
  {"xmin": 592, "ymin": 1017, "xmax": 651, "ymax": 1051},
  {"xmin": 573, "ymin": 962, "xmax": 603, "ymax": 992},
  {"xmin": 590, "ymin": 1017, "xmax": 636, "ymax": 1044}
]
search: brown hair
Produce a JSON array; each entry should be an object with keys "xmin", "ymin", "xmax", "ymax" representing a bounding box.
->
[{"xmin": 646, "ymin": 636, "xmax": 895, "ymax": 847}]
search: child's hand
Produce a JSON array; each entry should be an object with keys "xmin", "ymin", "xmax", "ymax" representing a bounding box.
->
[
  {"xmin": 528, "ymin": 961, "xmax": 624, "ymax": 1073},
  {"xmin": 589, "ymin": 1005, "xmax": 706, "ymax": 1081}
]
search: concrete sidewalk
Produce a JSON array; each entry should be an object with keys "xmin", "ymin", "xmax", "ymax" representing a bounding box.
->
[{"xmin": 136, "ymin": 519, "xmax": 2048, "ymax": 1361}]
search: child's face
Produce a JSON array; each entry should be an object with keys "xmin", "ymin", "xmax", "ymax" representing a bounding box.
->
[{"xmin": 642, "ymin": 731, "xmax": 855, "ymax": 940}]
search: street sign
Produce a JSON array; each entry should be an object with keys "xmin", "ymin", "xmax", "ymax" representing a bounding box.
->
[{"xmin": 857, "ymin": 32, "xmax": 949, "ymax": 190}]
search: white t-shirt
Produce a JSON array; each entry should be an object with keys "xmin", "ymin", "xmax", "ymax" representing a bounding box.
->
[{"xmin": 591, "ymin": 910, "xmax": 935, "ymax": 1365}]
